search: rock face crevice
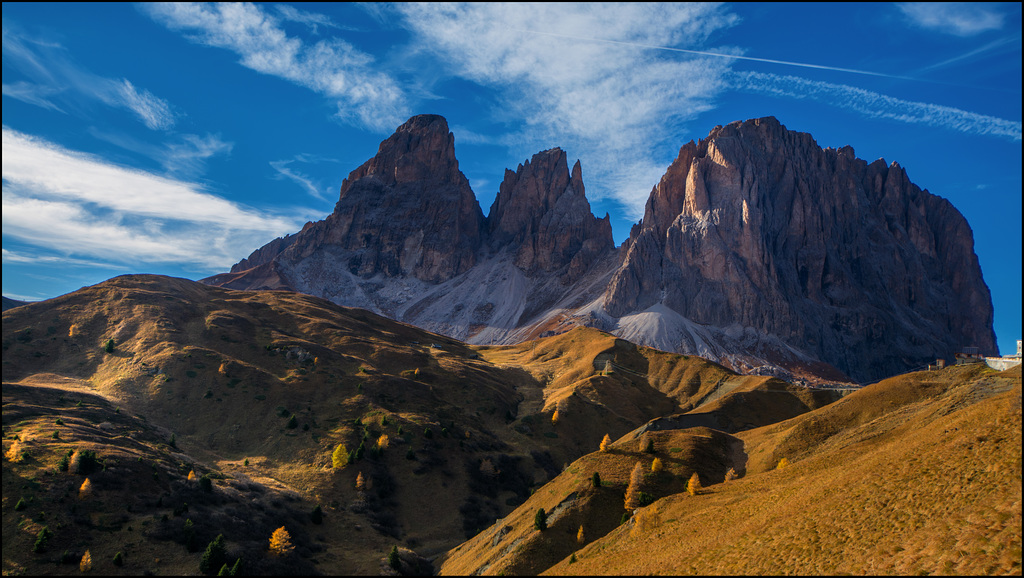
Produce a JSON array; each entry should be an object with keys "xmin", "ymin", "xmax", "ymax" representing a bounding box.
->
[{"xmin": 204, "ymin": 114, "xmax": 996, "ymax": 384}]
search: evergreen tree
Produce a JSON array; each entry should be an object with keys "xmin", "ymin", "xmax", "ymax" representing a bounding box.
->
[
  {"xmin": 229, "ymin": 558, "xmax": 242, "ymax": 576},
  {"xmin": 534, "ymin": 508, "xmax": 548, "ymax": 531},
  {"xmin": 311, "ymin": 505, "xmax": 323, "ymax": 525},
  {"xmin": 199, "ymin": 534, "xmax": 227, "ymax": 574},
  {"xmin": 286, "ymin": 414, "xmax": 298, "ymax": 429},
  {"xmin": 591, "ymin": 471, "xmax": 601, "ymax": 489},
  {"xmin": 388, "ymin": 545, "xmax": 401, "ymax": 570},
  {"xmin": 113, "ymin": 552, "xmax": 124, "ymax": 567}
]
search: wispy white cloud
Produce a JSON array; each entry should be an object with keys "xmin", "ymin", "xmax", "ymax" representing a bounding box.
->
[
  {"xmin": 2, "ymin": 81, "xmax": 65, "ymax": 112},
  {"xmin": 2, "ymin": 127, "xmax": 303, "ymax": 270},
  {"xmin": 897, "ymin": 2, "xmax": 1007, "ymax": 36},
  {"xmin": 269, "ymin": 158, "xmax": 328, "ymax": 201},
  {"xmin": 734, "ymin": 71, "xmax": 1022, "ymax": 141},
  {"xmin": 113, "ymin": 80, "xmax": 177, "ymax": 130},
  {"xmin": 274, "ymin": 4, "xmax": 345, "ymax": 34},
  {"xmin": 394, "ymin": 2, "xmax": 740, "ymax": 216},
  {"xmin": 2, "ymin": 23, "xmax": 178, "ymax": 130},
  {"xmin": 144, "ymin": 2, "xmax": 408, "ymax": 132},
  {"xmin": 2, "ymin": 248, "xmax": 129, "ymax": 270}
]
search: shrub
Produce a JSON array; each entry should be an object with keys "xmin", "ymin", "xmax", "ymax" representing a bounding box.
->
[
  {"xmin": 687, "ymin": 472, "xmax": 701, "ymax": 496},
  {"xmin": 268, "ymin": 526, "xmax": 294, "ymax": 557},
  {"xmin": 199, "ymin": 534, "xmax": 227, "ymax": 574},
  {"xmin": 534, "ymin": 508, "xmax": 547, "ymax": 531},
  {"xmin": 724, "ymin": 467, "xmax": 738, "ymax": 481}
]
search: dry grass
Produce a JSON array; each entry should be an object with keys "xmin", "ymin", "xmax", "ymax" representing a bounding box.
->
[{"xmin": 542, "ymin": 365, "xmax": 1022, "ymax": 575}]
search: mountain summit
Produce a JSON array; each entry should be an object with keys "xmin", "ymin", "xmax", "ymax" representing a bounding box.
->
[{"xmin": 204, "ymin": 115, "xmax": 996, "ymax": 383}]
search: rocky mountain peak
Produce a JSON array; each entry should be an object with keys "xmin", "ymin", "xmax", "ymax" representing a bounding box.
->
[
  {"xmin": 605, "ymin": 116, "xmax": 995, "ymax": 382},
  {"xmin": 488, "ymin": 148, "xmax": 613, "ymax": 278},
  {"xmin": 339, "ymin": 114, "xmax": 463, "ymax": 198}
]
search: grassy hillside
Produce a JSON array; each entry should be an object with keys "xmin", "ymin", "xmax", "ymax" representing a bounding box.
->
[
  {"xmin": 523, "ymin": 364, "xmax": 1020, "ymax": 575},
  {"xmin": 2, "ymin": 274, "xmax": 821, "ymax": 575}
]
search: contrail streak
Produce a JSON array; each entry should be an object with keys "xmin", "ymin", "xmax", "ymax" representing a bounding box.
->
[{"xmin": 516, "ymin": 28, "xmax": 919, "ymax": 81}]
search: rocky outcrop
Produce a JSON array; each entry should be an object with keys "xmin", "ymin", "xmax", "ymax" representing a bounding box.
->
[
  {"xmin": 488, "ymin": 148, "xmax": 614, "ymax": 282},
  {"xmin": 205, "ymin": 114, "xmax": 996, "ymax": 384},
  {"xmin": 604, "ymin": 117, "xmax": 996, "ymax": 382}
]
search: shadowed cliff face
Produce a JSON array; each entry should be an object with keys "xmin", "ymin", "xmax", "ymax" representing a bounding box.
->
[
  {"xmin": 488, "ymin": 147, "xmax": 614, "ymax": 283},
  {"xmin": 604, "ymin": 117, "xmax": 996, "ymax": 381},
  {"xmin": 206, "ymin": 114, "xmax": 996, "ymax": 384}
]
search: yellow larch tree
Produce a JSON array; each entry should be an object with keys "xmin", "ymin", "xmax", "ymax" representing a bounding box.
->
[
  {"xmin": 651, "ymin": 457, "xmax": 663, "ymax": 473},
  {"xmin": 777, "ymin": 457, "xmax": 790, "ymax": 470},
  {"xmin": 78, "ymin": 478, "xmax": 93, "ymax": 500},
  {"xmin": 686, "ymin": 472, "xmax": 701, "ymax": 496},
  {"xmin": 355, "ymin": 471, "xmax": 365, "ymax": 490},
  {"xmin": 79, "ymin": 550, "xmax": 92, "ymax": 571},
  {"xmin": 624, "ymin": 461, "xmax": 644, "ymax": 510},
  {"xmin": 599, "ymin": 434, "xmax": 612, "ymax": 452},
  {"xmin": 269, "ymin": 526, "xmax": 294, "ymax": 557},
  {"xmin": 577, "ymin": 525, "xmax": 585, "ymax": 545}
]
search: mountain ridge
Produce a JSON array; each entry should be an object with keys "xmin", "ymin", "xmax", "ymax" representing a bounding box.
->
[{"xmin": 203, "ymin": 114, "xmax": 996, "ymax": 384}]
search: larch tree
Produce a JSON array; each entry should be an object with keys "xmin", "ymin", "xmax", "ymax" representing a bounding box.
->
[
  {"xmin": 687, "ymin": 472, "xmax": 702, "ymax": 496},
  {"xmin": 599, "ymin": 434, "xmax": 612, "ymax": 452},
  {"xmin": 332, "ymin": 443, "xmax": 349, "ymax": 469},
  {"xmin": 777, "ymin": 457, "xmax": 789, "ymax": 470},
  {"xmin": 624, "ymin": 461, "xmax": 644, "ymax": 510},
  {"xmin": 355, "ymin": 471, "xmax": 365, "ymax": 491},
  {"xmin": 651, "ymin": 457, "xmax": 664, "ymax": 473},
  {"xmin": 269, "ymin": 526, "xmax": 294, "ymax": 557},
  {"xmin": 79, "ymin": 549, "xmax": 92, "ymax": 572},
  {"xmin": 577, "ymin": 525, "xmax": 585, "ymax": 544},
  {"xmin": 78, "ymin": 478, "xmax": 93, "ymax": 500}
]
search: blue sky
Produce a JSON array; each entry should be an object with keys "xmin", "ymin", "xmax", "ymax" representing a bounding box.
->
[{"xmin": 2, "ymin": 2, "xmax": 1020, "ymax": 355}]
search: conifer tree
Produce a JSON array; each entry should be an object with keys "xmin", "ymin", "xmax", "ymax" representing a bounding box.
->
[
  {"xmin": 78, "ymin": 478, "xmax": 93, "ymax": 500},
  {"xmin": 577, "ymin": 525, "xmax": 585, "ymax": 544},
  {"xmin": 332, "ymin": 444, "xmax": 349, "ymax": 469},
  {"xmin": 377, "ymin": 434, "xmax": 390, "ymax": 450},
  {"xmin": 687, "ymin": 472, "xmax": 701, "ymax": 496},
  {"xmin": 651, "ymin": 457, "xmax": 664, "ymax": 473},
  {"xmin": 355, "ymin": 471, "xmax": 365, "ymax": 490},
  {"xmin": 188, "ymin": 469, "xmax": 197, "ymax": 482},
  {"xmin": 599, "ymin": 434, "xmax": 611, "ymax": 452},
  {"xmin": 592, "ymin": 471, "xmax": 601, "ymax": 488},
  {"xmin": 79, "ymin": 549, "xmax": 92, "ymax": 572},
  {"xmin": 388, "ymin": 545, "xmax": 401, "ymax": 570},
  {"xmin": 534, "ymin": 508, "xmax": 547, "ymax": 531},
  {"xmin": 269, "ymin": 526, "xmax": 294, "ymax": 557},
  {"xmin": 624, "ymin": 461, "xmax": 644, "ymax": 510},
  {"xmin": 199, "ymin": 535, "xmax": 226, "ymax": 574},
  {"xmin": 113, "ymin": 552, "xmax": 124, "ymax": 567},
  {"xmin": 777, "ymin": 457, "xmax": 789, "ymax": 470}
]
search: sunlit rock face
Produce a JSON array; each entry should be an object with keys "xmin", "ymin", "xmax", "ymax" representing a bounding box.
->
[
  {"xmin": 604, "ymin": 117, "xmax": 995, "ymax": 382},
  {"xmin": 206, "ymin": 115, "xmax": 996, "ymax": 384}
]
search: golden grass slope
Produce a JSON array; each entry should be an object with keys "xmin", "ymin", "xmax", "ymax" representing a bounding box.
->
[
  {"xmin": 542, "ymin": 364, "xmax": 1021, "ymax": 576},
  {"xmin": 3, "ymin": 274, "xmax": 832, "ymax": 575}
]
